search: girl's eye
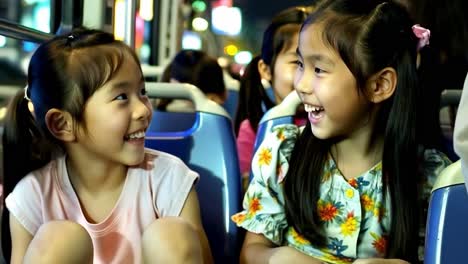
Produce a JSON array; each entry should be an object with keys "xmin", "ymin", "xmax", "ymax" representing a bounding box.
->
[
  {"xmin": 115, "ymin": 93, "xmax": 128, "ymax": 100},
  {"xmin": 295, "ymin": 60, "xmax": 304, "ymax": 69},
  {"xmin": 314, "ymin": 67, "xmax": 325, "ymax": 74},
  {"xmin": 140, "ymin": 87, "xmax": 147, "ymax": 96}
]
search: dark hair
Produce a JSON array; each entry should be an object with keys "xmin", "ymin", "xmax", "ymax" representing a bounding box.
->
[
  {"xmin": 1, "ymin": 27, "xmax": 141, "ymax": 260},
  {"xmin": 171, "ymin": 49, "xmax": 226, "ymax": 97},
  {"xmin": 234, "ymin": 6, "xmax": 312, "ymax": 135},
  {"xmin": 156, "ymin": 50, "xmax": 226, "ymax": 110},
  {"xmin": 283, "ymin": 0, "xmax": 420, "ymax": 261},
  {"xmin": 410, "ymin": 0, "xmax": 468, "ymax": 159}
]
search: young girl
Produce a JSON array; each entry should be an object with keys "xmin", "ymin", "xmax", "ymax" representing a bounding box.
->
[
  {"xmin": 235, "ymin": 6, "xmax": 312, "ymax": 178},
  {"xmin": 232, "ymin": 0, "xmax": 451, "ymax": 263},
  {"xmin": 2, "ymin": 28, "xmax": 212, "ymax": 264}
]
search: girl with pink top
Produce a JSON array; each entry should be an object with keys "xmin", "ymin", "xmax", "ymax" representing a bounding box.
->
[
  {"xmin": 2, "ymin": 28, "xmax": 212, "ymax": 264},
  {"xmin": 235, "ymin": 6, "xmax": 313, "ymax": 180}
]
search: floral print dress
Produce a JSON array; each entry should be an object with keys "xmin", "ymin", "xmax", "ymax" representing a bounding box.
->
[{"xmin": 232, "ymin": 124, "xmax": 451, "ymax": 264}]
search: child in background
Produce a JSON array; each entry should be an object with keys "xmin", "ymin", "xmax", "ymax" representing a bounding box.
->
[
  {"xmin": 157, "ymin": 49, "xmax": 227, "ymax": 112},
  {"xmin": 2, "ymin": 28, "xmax": 212, "ymax": 264},
  {"xmin": 235, "ymin": 6, "xmax": 313, "ymax": 178},
  {"xmin": 233, "ymin": 0, "xmax": 451, "ymax": 263}
]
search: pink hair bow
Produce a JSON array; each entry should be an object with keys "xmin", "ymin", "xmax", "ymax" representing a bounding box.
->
[{"xmin": 412, "ymin": 24, "xmax": 431, "ymax": 51}]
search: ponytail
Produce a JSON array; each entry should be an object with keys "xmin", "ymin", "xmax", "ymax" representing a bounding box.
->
[
  {"xmin": 2, "ymin": 89, "xmax": 54, "ymax": 261},
  {"xmin": 234, "ymin": 56, "xmax": 275, "ymax": 135}
]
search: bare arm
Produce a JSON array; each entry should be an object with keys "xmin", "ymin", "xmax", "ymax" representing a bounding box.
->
[
  {"xmin": 179, "ymin": 187, "xmax": 213, "ymax": 264},
  {"xmin": 9, "ymin": 214, "xmax": 33, "ymax": 264},
  {"xmin": 241, "ymin": 232, "xmax": 325, "ymax": 264}
]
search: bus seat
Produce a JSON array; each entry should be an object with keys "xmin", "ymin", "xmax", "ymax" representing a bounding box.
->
[
  {"xmin": 222, "ymin": 88, "xmax": 239, "ymax": 121},
  {"xmin": 144, "ymin": 82, "xmax": 242, "ymax": 263},
  {"xmin": 425, "ymin": 160, "xmax": 468, "ymax": 264},
  {"xmin": 253, "ymin": 91, "xmax": 301, "ymax": 154},
  {"xmin": 222, "ymin": 71, "xmax": 240, "ymax": 120}
]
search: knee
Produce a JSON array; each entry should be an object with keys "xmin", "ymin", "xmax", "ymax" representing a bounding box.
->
[
  {"xmin": 25, "ymin": 221, "xmax": 93, "ymax": 264},
  {"xmin": 142, "ymin": 217, "xmax": 202, "ymax": 263}
]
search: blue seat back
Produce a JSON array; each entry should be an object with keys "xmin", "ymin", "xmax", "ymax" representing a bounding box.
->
[
  {"xmin": 252, "ymin": 91, "xmax": 301, "ymax": 154},
  {"xmin": 425, "ymin": 160, "xmax": 468, "ymax": 264},
  {"xmin": 144, "ymin": 82, "xmax": 242, "ymax": 263},
  {"xmin": 222, "ymin": 88, "xmax": 239, "ymax": 120}
]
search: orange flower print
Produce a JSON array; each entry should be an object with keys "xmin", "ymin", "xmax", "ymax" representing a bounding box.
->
[
  {"xmin": 348, "ymin": 178, "xmax": 358, "ymax": 188},
  {"xmin": 231, "ymin": 213, "xmax": 246, "ymax": 224},
  {"xmin": 371, "ymin": 232, "xmax": 387, "ymax": 255},
  {"xmin": 290, "ymin": 228, "xmax": 310, "ymax": 245},
  {"xmin": 258, "ymin": 147, "xmax": 272, "ymax": 166},
  {"xmin": 249, "ymin": 198, "xmax": 262, "ymax": 214},
  {"xmin": 361, "ymin": 194, "xmax": 375, "ymax": 211},
  {"xmin": 276, "ymin": 129, "xmax": 286, "ymax": 141},
  {"xmin": 340, "ymin": 212, "xmax": 358, "ymax": 236},
  {"xmin": 317, "ymin": 200, "xmax": 340, "ymax": 222}
]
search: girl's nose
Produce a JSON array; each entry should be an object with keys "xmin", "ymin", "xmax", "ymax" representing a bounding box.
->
[
  {"xmin": 134, "ymin": 98, "xmax": 152, "ymax": 120},
  {"xmin": 295, "ymin": 72, "xmax": 313, "ymax": 95}
]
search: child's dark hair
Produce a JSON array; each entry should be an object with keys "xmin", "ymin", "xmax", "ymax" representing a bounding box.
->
[
  {"xmin": 157, "ymin": 49, "xmax": 226, "ymax": 110},
  {"xmin": 234, "ymin": 6, "xmax": 312, "ymax": 135},
  {"xmin": 283, "ymin": 0, "xmax": 420, "ymax": 261},
  {"xmin": 171, "ymin": 49, "xmax": 226, "ymax": 97},
  {"xmin": 1, "ymin": 27, "xmax": 141, "ymax": 260}
]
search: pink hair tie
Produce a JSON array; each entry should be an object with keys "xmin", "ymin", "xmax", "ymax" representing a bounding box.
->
[{"xmin": 412, "ymin": 24, "xmax": 431, "ymax": 51}]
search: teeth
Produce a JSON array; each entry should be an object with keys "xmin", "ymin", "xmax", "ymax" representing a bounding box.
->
[
  {"xmin": 127, "ymin": 131, "xmax": 145, "ymax": 139},
  {"xmin": 304, "ymin": 104, "xmax": 323, "ymax": 113}
]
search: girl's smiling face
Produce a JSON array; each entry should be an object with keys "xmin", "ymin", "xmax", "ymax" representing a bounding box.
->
[{"xmin": 294, "ymin": 24, "xmax": 372, "ymax": 140}]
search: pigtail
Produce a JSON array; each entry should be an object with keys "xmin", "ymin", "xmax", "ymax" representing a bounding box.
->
[
  {"xmin": 2, "ymin": 90, "xmax": 53, "ymax": 261},
  {"xmin": 234, "ymin": 56, "xmax": 275, "ymax": 135}
]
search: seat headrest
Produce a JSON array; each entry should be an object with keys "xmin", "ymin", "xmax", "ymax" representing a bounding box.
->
[
  {"xmin": 259, "ymin": 91, "xmax": 301, "ymax": 124},
  {"xmin": 145, "ymin": 82, "xmax": 230, "ymax": 118}
]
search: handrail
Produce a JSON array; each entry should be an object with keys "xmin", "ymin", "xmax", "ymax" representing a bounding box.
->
[
  {"xmin": 259, "ymin": 91, "xmax": 301, "ymax": 124},
  {"xmin": 145, "ymin": 82, "xmax": 230, "ymax": 118},
  {"xmin": 0, "ymin": 18, "xmax": 53, "ymax": 43},
  {"xmin": 440, "ymin": 89, "xmax": 463, "ymax": 108}
]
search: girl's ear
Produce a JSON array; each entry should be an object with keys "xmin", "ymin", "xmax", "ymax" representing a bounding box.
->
[
  {"xmin": 367, "ymin": 67, "xmax": 397, "ymax": 103},
  {"xmin": 257, "ymin": 59, "xmax": 272, "ymax": 82},
  {"xmin": 45, "ymin": 109, "xmax": 76, "ymax": 142}
]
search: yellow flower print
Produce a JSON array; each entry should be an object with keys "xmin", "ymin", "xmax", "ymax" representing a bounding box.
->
[
  {"xmin": 257, "ymin": 147, "xmax": 272, "ymax": 166},
  {"xmin": 345, "ymin": 189, "xmax": 354, "ymax": 198},
  {"xmin": 290, "ymin": 228, "xmax": 310, "ymax": 245},
  {"xmin": 231, "ymin": 213, "xmax": 246, "ymax": 224},
  {"xmin": 248, "ymin": 197, "xmax": 262, "ymax": 214},
  {"xmin": 374, "ymin": 204, "xmax": 386, "ymax": 222},
  {"xmin": 340, "ymin": 212, "xmax": 358, "ymax": 236},
  {"xmin": 361, "ymin": 194, "xmax": 374, "ymax": 211}
]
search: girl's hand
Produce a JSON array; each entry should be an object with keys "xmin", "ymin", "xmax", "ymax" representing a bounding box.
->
[
  {"xmin": 353, "ymin": 259, "xmax": 410, "ymax": 264},
  {"xmin": 269, "ymin": 246, "xmax": 325, "ymax": 264}
]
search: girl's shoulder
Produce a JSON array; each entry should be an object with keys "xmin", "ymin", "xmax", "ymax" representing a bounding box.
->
[
  {"xmin": 256, "ymin": 124, "xmax": 301, "ymax": 158},
  {"xmin": 138, "ymin": 148, "xmax": 199, "ymax": 180},
  {"xmin": 251, "ymin": 124, "xmax": 301, "ymax": 182}
]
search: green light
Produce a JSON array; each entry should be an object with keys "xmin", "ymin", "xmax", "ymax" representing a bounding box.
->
[{"xmin": 192, "ymin": 1, "xmax": 206, "ymax": 13}]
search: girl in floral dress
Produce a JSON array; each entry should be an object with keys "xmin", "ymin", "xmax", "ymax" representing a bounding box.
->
[{"xmin": 232, "ymin": 0, "xmax": 451, "ymax": 263}]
